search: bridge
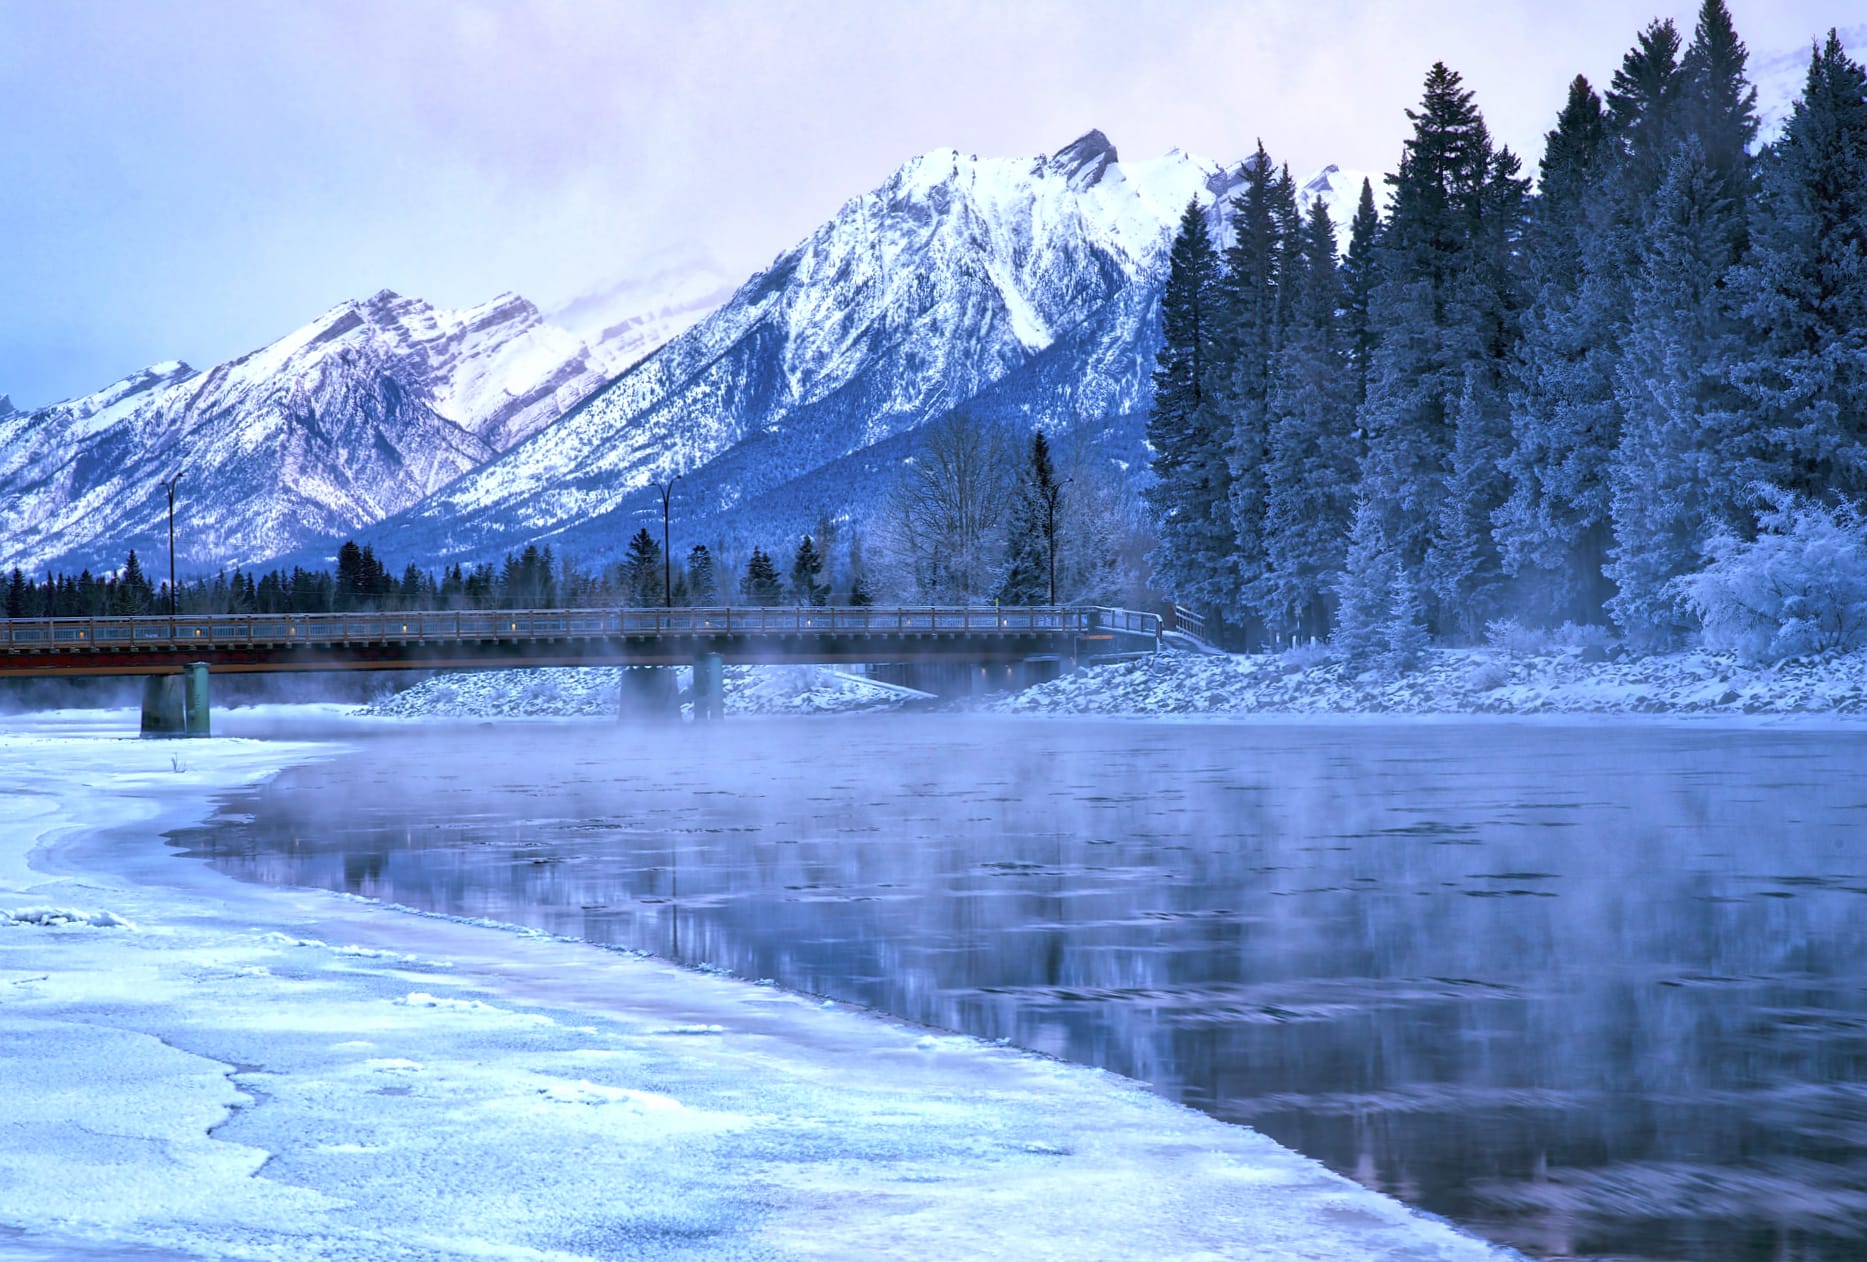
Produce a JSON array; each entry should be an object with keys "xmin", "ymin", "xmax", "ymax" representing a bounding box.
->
[{"xmin": 0, "ymin": 605, "xmax": 1162, "ymax": 734}]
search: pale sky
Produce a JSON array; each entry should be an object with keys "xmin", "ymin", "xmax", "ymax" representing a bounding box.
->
[{"xmin": 1, "ymin": 0, "xmax": 1861, "ymax": 409}]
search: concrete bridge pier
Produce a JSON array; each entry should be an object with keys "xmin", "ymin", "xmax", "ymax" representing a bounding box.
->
[
  {"xmin": 140, "ymin": 674, "xmax": 186, "ymax": 738},
  {"xmin": 183, "ymin": 662, "xmax": 211, "ymax": 737},
  {"xmin": 691, "ymin": 652, "xmax": 724, "ymax": 721}
]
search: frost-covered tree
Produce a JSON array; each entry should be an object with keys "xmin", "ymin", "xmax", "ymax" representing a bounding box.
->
[
  {"xmin": 621, "ymin": 528, "xmax": 663, "ymax": 608},
  {"xmin": 1358, "ymin": 62, "xmax": 1527, "ymax": 626},
  {"xmin": 1341, "ymin": 178, "xmax": 1382, "ymax": 415},
  {"xmin": 1677, "ymin": 488, "xmax": 1867, "ymax": 660},
  {"xmin": 1332, "ymin": 498, "xmax": 1399, "ymax": 669},
  {"xmin": 1144, "ymin": 199, "xmax": 1232, "ymax": 620},
  {"xmin": 739, "ymin": 547, "xmax": 782, "ymax": 606},
  {"xmin": 1428, "ymin": 368, "xmax": 1513, "ymax": 639},
  {"xmin": 883, "ymin": 410, "xmax": 1014, "ymax": 602},
  {"xmin": 1497, "ymin": 73, "xmax": 1618, "ymax": 623},
  {"xmin": 685, "ymin": 544, "xmax": 720, "ymax": 605},
  {"xmin": 1383, "ymin": 571, "xmax": 1430, "ymax": 673},
  {"xmin": 996, "ymin": 430, "xmax": 1060, "ymax": 605},
  {"xmin": 1217, "ymin": 146, "xmax": 1299, "ymax": 632},
  {"xmin": 1732, "ymin": 30, "xmax": 1867, "ymax": 503},
  {"xmin": 789, "ymin": 534, "xmax": 827, "ymax": 606},
  {"xmin": 1608, "ymin": 137, "xmax": 1753, "ymax": 646},
  {"xmin": 1261, "ymin": 200, "xmax": 1355, "ymax": 641}
]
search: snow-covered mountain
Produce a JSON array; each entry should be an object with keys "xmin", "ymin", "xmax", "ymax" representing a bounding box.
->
[
  {"xmin": 0, "ymin": 290, "xmax": 610, "ymax": 576},
  {"xmin": 359, "ymin": 131, "xmax": 1247, "ymax": 567}
]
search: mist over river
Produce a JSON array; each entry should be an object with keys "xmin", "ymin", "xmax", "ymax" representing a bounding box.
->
[{"xmin": 181, "ymin": 714, "xmax": 1867, "ymax": 1262}]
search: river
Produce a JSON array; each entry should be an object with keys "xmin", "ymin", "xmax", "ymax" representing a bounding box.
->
[{"xmin": 180, "ymin": 714, "xmax": 1867, "ymax": 1262}]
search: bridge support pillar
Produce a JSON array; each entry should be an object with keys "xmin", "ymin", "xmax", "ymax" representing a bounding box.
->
[
  {"xmin": 140, "ymin": 674, "xmax": 186, "ymax": 738},
  {"xmin": 183, "ymin": 662, "xmax": 211, "ymax": 737},
  {"xmin": 691, "ymin": 653, "xmax": 724, "ymax": 721}
]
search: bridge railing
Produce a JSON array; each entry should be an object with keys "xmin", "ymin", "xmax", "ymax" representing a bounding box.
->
[{"xmin": 0, "ymin": 605, "xmax": 1155, "ymax": 648}]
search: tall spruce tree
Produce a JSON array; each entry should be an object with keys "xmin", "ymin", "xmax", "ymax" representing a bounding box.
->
[
  {"xmin": 997, "ymin": 431, "xmax": 1060, "ymax": 605},
  {"xmin": 1332, "ymin": 497, "xmax": 1399, "ymax": 669},
  {"xmin": 1262, "ymin": 199, "xmax": 1355, "ymax": 640},
  {"xmin": 1359, "ymin": 62, "xmax": 1526, "ymax": 633},
  {"xmin": 622, "ymin": 527, "xmax": 663, "ymax": 607},
  {"xmin": 1497, "ymin": 74, "xmax": 1618, "ymax": 623},
  {"xmin": 1608, "ymin": 137, "xmax": 1753, "ymax": 646},
  {"xmin": 789, "ymin": 535, "xmax": 827, "ymax": 606},
  {"xmin": 685, "ymin": 545, "xmax": 720, "ymax": 605},
  {"xmin": 1144, "ymin": 199, "xmax": 1231, "ymax": 618},
  {"xmin": 740, "ymin": 547, "xmax": 782, "ymax": 606},
  {"xmin": 1341, "ymin": 179, "xmax": 1382, "ymax": 415},
  {"xmin": 1217, "ymin": 146, "xmax": 1299, "ymax": 634},
  {"xmin": 1732, "ymin": 30, "xmax": 1867, "ymax": 502}
]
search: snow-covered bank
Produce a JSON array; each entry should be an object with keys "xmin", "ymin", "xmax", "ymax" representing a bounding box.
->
[
  {"xmin": 0, "ymin": 710, "xmax": 1516, "ymax": 1260},
  {"xmin": 979, "ymin": 646, "xmax": 1867, "ymax": 718},
  {"xmin": 360, "ymin": 664, "xmax": 928, "ymax": 720}
]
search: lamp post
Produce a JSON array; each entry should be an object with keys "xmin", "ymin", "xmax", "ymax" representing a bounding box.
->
[
  {"xmin": 656, "ymin": 475, "xmax": 681, "ymax": 607},
  {"xmin": 164, "ymin": 474, "xmax": 182, "ymax": 617},
  {"xmin": 1042, "ymin": 476, "xmax": 1072, "ymax": 605}
]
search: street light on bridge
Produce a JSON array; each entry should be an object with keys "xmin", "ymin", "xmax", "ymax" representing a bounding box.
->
[
  {"xmin": 164, "ymin": 474, "xmax": 182, "ymax": 617},
  {"xmin": 655, "ymin": 475, "xmax": 681, "ymax": 608}
]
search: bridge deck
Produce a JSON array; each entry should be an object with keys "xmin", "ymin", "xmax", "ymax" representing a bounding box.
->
[{"xmin": 0, "ymin": 606, "xmax": 1160, "ymax": 676}]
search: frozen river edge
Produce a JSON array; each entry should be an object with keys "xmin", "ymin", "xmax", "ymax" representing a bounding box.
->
[{"xmin": 0, "ymin": 710, "xmax": 1522, "ymax": 1262}]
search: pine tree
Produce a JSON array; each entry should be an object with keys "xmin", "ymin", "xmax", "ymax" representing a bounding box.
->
[
  {"xmin": 1428, "ymin": 368, "xmax": 1513, "ymax": 638},
  {"xmin": 845, "ymin": 528, "xmax": 873, "ymax": 605},
  {"xmin": 1359, "ymin": 62, "xmax": 1527, "ymax": 630},
  {"xmin": 1341, "ymin": 178, "xmax": 1382, "ymax": 415},
  {"xmin": 1332, "ymin": 498, "xmax": 1399, "ymax": 669},
  {"xmin": 120, "ymin": 550, "xmax": 153, "ymax": 615},
  {"xmin": 1680, "ymin": 0, "xmax": 1758, "ymax": 207},
  {"xmin": 996, "ymin": 431, "xmax": 1059, "ymax": 605},
  {"xmin": 740, "ymin": 547, "xmax": 782, "ymax": 606},
  {"xmin": 1732, "ymin": 30, "xmax": 1867, "ymax": 502},
  {"xmin": 1144, "ymin": 199, "xmax": 1232, "ymax": 620},
  {"xmin": 789, "ymin": 535, "xmax": 827, "ymax": 606},
  {"xmin": 1217, "ymin": 146, "xmax": 1299, "ymax": 633},
  {"xmin": 1262, "ymin": 199, "xmax": 1355, "ymax": 641},
  {"xmin": 622, "ymin": 528, "xmax": 663, "ymax": 607},
  {"xmin": 1608, "ymin": 137, "xmax": 1753, "ymax": 646},
  {"xmin": 1497, "ymin": 74, "xmax": 1619, "ymax": 623},
  {"xmin": 7, "ymin": 567, "xmax": 28, "ymax": 618},
  {"xmin": 685, "ymin": 545, "xmax": 720, "ymax": 605},
  {"xmin": 1382, "ymin": 572, "xmax": 1430, "ymax": 673}
]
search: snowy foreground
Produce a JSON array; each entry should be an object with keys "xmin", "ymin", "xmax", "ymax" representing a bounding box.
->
[
  {"xmin": 982, "ymin": 646, "xmax": 1867, "ymax": 718},
  {"xmin": 0, "ymin": 710, "xmax": 1517, "ymax": 1260}
]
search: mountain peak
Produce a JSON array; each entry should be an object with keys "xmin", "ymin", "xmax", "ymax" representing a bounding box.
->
[
  {"xmin": 0, "ymin": 394, "xmax": 15, "ymax": 419},
  {"xmin": 1045, "ymin": 130, "xmax": 1118, "ymax": 187}
]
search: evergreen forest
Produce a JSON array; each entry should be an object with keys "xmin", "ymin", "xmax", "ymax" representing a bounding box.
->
[{"xmin": 1146, "ymin": 2, "xmax": 1867, "ymax": 655}]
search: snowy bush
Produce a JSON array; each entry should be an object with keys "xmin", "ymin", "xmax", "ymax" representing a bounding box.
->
[
  {"xmin": 1464, "ymin": 658, "xmax": 1512, "ymax": 692},
  {"xmin": 1676, "ymin": 490, "xmax": 1867, "ymax": 662},
  {"xmin": 1550, "ymin": 621, "xmax": 1616, "ymax": 655},
  {"xmin": 1280, "ymin": 640, "xmax": 1336, "ymax": 672},
  {"xmin": 1484, "ymin": 618, "xmax": 1550, "ymax": 655}
]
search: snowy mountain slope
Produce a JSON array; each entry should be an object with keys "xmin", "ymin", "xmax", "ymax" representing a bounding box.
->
[
  {"xmin": 357, "ymin": 131, "xmax": 1247, "ymax": 566},
  {"xmin": 550, "ymin": 261, "xmax": 739, "ymax": 375},
  {"xmin": 0, "ymin": 290, "xmax": 610, "ymax": 575}
]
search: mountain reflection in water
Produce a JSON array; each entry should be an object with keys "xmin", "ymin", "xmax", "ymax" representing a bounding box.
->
[{"xmin": 179, "ymin": 716, "xmax": 1867, "ymax": 1262}]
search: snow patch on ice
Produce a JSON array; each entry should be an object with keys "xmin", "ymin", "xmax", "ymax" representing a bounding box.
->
[{"xmin": 0, "ymin": 906, "xmax": 135, "ymax": 929}]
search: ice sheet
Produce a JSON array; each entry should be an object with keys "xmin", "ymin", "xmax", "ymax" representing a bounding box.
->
[{"xmin": 0, "ymin": 709, "xmax": 1519, "ymax": 1260}]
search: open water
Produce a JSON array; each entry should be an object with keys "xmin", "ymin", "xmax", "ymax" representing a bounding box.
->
[{"xmin": 182, "ymin": 715, "xmax": 1867, "ymax": 1262}]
